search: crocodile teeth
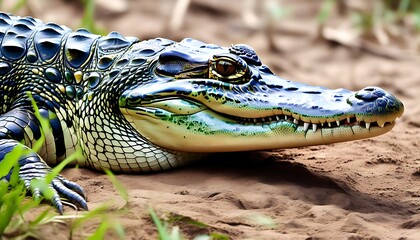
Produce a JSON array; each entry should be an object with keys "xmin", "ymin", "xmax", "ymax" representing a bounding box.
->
[
  {"xmin": 312, "ymin": 124, "xmax": 317, "ymax": 132},
  {"xmin": 240, "ymin": 114, "xmax": 390, "ymax": 130},
  {"xmin": 303, "ymin": 122, "xmax": 310, "ymax": 132}
]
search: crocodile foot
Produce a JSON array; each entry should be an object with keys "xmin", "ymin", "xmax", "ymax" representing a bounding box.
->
[{"xmin": 1, "ymin": 140, "xmax": 88, "ymax": 214}]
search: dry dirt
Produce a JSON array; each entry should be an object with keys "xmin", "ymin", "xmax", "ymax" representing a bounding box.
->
[{"xmin": 7, "ymin": 0, "xmax": 420, "ymax": 239}]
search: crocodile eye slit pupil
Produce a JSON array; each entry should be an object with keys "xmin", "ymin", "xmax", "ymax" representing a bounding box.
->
[{"xmin": 216, "ymin": 60, "xmax": 236, "ymax": 76}]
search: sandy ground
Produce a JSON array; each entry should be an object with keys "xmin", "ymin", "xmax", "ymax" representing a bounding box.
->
[{"xmin": 7, "ymin": 0, "xmax": 420, "ymax": 239}]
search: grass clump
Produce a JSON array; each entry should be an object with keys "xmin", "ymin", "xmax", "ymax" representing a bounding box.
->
[
  {"xmin": 0, "ymin": 147, "xmax": 127, "ymax": 239},
  {"xmin": 149, "ymin": 208, "xmax": 231, "ymax": 240},
  {"xmin": 319, "ymin": 0, "xmax": 420, "ymax": 41},
  {"xmin": 0, "ymin": 95, "xmax": 126, "ymax": 239}
]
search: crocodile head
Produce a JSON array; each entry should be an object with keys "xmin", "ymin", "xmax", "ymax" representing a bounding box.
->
[{"xmin": 119, "ymin": 38, "xmax": 404, "ymax": 152}]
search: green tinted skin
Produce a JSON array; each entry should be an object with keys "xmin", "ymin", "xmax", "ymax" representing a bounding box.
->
[{"xmin": 119, "ymin": 39, "xmax": 404, "ymax": 153}]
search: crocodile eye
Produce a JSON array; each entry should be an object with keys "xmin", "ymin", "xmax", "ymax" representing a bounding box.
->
[
  {"xmin": 215, "ymin": 60, "xmax": 236, "ymax": 76},
  {"xmin": 210, "ymin": 54, "xmax": 248, "ymax": 82}
]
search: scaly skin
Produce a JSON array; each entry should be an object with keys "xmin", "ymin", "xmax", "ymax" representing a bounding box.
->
[{"xmin": 0, "ymin": 13, "xmax": 403, "ymax": 212}]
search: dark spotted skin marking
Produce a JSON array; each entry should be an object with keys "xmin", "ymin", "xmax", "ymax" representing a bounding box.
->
[
  {"xmin": 44, "ymin": 67, "xmax": 62, "ymax": 83},
  {"xmin": 85, "ymin": 72, "xmax": 101, "ymax": 89}
]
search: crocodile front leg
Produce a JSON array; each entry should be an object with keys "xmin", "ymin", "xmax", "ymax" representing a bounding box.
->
[{"xmin": 0, "ymin": 107, "xmax": 88, "ymax": 213}]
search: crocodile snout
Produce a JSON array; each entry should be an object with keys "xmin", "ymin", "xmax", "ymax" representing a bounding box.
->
[{"xmin": 346, "ymin": 86, "xmax": 404, "ymax": 121}]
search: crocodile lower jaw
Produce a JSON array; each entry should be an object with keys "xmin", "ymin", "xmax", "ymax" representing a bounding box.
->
[{"xmin": 120, "ymin": 104, "xmax": 398, "ymax": 152}]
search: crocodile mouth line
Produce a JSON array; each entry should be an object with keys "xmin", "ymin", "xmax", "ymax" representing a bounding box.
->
[
  {"xmin": 226, "ymin": 113, "xmax": 394, "ymax": 132},
  {"xmin": 134, "ymin": 102, "xmax": 396, "ymax": 133},
  {"xmin": 132, "ymin": 95, "xmax": 400, "ymax": 131}
]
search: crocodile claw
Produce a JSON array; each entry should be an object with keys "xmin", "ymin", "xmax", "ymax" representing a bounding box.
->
[
  {"xmin": 53, "ymin": 176, "xmax": 89, "ymax": 212},
  {"xmin": 19, "ymin": 153, "xmax": 88, "ymax": 214}
]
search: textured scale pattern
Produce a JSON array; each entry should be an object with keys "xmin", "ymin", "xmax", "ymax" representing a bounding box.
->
[
  {"xmin": 0, "ymin": 13, "xmax": 204, "ymax": 211},
  {"xmin": 0, "ymin": 13, "xmax": 196, "ymax": 173}
]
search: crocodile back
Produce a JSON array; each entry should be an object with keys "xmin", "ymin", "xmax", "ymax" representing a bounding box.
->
[
  {"xmin": 0, "ymin": 12, "xmax": 138, "ymax": 112},
  {"xmin": 0, "ymin": 12, "xmax": 139, "ymax": 163}
]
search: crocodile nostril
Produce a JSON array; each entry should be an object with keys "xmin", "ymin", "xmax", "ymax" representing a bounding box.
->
[{"xmin": 355, "ymin": 87, "xmax": 386, "ymax": 101}]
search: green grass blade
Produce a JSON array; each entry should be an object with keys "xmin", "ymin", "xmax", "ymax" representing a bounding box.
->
[
  {"xmin": 27, "ymin": 92, "xmax": 47, "ymax": 153},
  {"xmin": 0, "ymin": 144, "xmax": 23, "ymax": 178},
  {"xmin": 81, "ymin": 0, "xmax": 95, "ymax": 31},
  {"xmin": 29, "ymin": 208, "xmax": 52, "ymax": 226},
  {"xmin": 0, "ymin": 183, "xmax": 25, "ymax": 234},
  {"xmin": 11, "ymin": 0, "xmax": 27, "ymax": 12},
  {"xmin": 104, "ymin": 169, "xmax": 128, "ymax": 203},
  {"xmin": 86, "ymin": 221, "xmax": 110, "ymax": 240},
  {"xmin": 112, "ymin": 222, "xmax": 126, "ymax": 239},
  {"xmin": 209, "ymin": 233, "xmax": 231, "ymax": 240},
  {"xmin": 318, "ymin": 0, "xmax": 335, "ymax": 24},
  {"xmin": 150, "ymin": 208, "xmax": 171, "ymax": 240},
  {"xmin": 80, "ymin": 0, "xmax": 107, "ymax": 35},
  {"xmin": 46, "ymin": 151, "xmax": 81, "ymax": 182},
  {"xmin": 398, "ymin": 0, "xmax": 410, "ymax": 15},
  {"xmin": 414, "ymin": 6, "xmax": 420, "ymax": 30},
  {"xmin": 167, "ymin": 213, "xmax": 208, "ymax": 228},
  {"xmin": 0, "ymin": 178, "xmax": 8, "ymax": 197},
  {"xmin": 69, "ymin": 204, "xmax": 115, "ymax": 229},
  {"xmin": 9, "ymin": 161, "xmax": 21, "ymax": 187}
]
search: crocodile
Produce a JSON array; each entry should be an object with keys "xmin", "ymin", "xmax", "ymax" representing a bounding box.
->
[{"xmin": 0, "ymin": 12, "xmax": 404, "ymax": 213}]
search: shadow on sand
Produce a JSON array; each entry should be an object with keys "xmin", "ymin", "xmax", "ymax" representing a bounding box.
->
[{"xmin": 182, "ymin": 151, "xmax": 415, "ymax": 215}]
